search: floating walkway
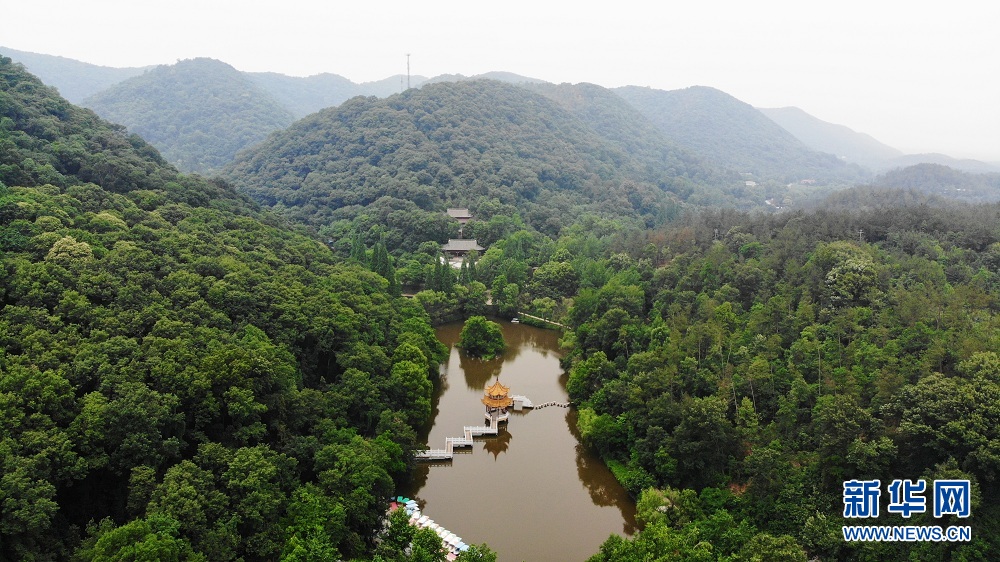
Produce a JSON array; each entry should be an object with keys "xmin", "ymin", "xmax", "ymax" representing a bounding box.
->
[
  {"xmin": 534, "ymin": 401, "xmax": 570, "ymax": 409},
  {"xmin": 415, "ymin": 412, "xmax": 503, "ymax": 461},
  {"xmin": 415, "ymin": 398, "xmax": 572, "ymax": 461},
  {"xmin": 511, "ymin": 395, "xmax": 570, "ymax": 410}
]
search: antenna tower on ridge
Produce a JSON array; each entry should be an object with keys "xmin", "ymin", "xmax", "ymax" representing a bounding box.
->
[{"xmin": 406, "ymin": 53, "xmax": 411, "ymax": 90}]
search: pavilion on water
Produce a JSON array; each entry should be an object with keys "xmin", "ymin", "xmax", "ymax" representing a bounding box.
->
[{"xmin": 482, "ymin": 379, "xmax": 513, "ymax": 423}]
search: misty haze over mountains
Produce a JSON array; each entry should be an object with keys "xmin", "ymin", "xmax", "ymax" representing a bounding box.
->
[{"xmin": 3, "ymin": 46, "xmax": 997, "ymax": 186}]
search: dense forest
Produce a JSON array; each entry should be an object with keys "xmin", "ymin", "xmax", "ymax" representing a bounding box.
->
[
  {"xmin": 316, "ymin": 185, "xmax": 1000, "ymax": 561},
  {"xmin": 83, "ymin": 59, "xmax": 296, "ymax": 175},
  {"xmin": 330, "ymin": 179, "xmax": 1000, "ymax": 560},
  {"xmin": 7, "ymin": 45, "xmax": 1000, "ymax": 561},
  {"xmin": 0, "ymin": 55, "xmax": 467, "ymax": 561},
  {"xmin": 556, "ymin": 200, "xmax": 1000, "ymax": 560}
]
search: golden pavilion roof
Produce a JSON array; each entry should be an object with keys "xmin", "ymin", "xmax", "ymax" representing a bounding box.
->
[
  {"xmin": 482, "ymin": 379, "xmax": 513, "ymax": 409},
  {"xmin": 484, "ymin": 380, "xmax": 510, "ymax": 398}
]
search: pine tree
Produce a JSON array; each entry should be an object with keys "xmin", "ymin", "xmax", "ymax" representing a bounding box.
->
[
  {"xmin": 349, "ymin": 231, "xmax": 367, "ymax": 263},
  {"xmin": 459, "ymin": 258, "xmax": 470, "ymax": 284},
  {"xmin": 440, "ymin": 260, "xmax": 455, "ymax": 294},
  {"xmin": 467, "ymin": 250, "xmax": 479, "ymax": 282},
  {"xmin": 369, "ymin": 242, "xmax": 400, "ymax": 297}
]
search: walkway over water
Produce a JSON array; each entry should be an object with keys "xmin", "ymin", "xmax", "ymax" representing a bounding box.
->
[
  {"xmin": 402, "ymin": 320, "xmax": 636, "ymax": 561},
  {"xmin": 414, "ymin": 397, "xmax": 572, "ymax": 461},
  {"xmin": 415, "ymin": 411, "xmax": 503, "ymax": 461},
  {"xmin": 533, "ymin": 401, "xmax": 570, "ymax": 409}
]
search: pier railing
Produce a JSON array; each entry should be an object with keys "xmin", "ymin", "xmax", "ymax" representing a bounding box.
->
[
  {"xmin": 415, "ymin": 399, "xmax": 572, "ymax": 461},
  {"xmin": 415, "ymin": 412, "xmax": 501, "ymax": 460}
]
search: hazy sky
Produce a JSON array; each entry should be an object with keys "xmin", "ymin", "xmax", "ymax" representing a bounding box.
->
[{"xmin": 5, "ymin": 1, "xmax": 999, "ymax": 161}]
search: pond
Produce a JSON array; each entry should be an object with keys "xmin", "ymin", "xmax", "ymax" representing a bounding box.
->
[{"xmin": 401, "ymin": 320, "xmax": 637, "ymax": 561}]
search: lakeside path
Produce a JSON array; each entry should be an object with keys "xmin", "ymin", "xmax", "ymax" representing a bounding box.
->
[{"xmin": 517, "ymin": 312, "xmax": 568, "ymax": 329}]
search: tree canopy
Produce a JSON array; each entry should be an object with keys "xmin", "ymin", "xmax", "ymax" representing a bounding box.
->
[
  {"xmin": 457, "ymin": 316, "xmax": 506, "ymax": 359},
  {"xmin": 555, "ymin": 200, "xmax": 1000, "ymax": 560},
  {"xmin": 0, "ymin": 55, "xmax": 445, "ymax": 561}
]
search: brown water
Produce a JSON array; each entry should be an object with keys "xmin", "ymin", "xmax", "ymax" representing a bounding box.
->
[{"xmin": 402, "ymin": 321, "xmax": 637, "ymax": 561}]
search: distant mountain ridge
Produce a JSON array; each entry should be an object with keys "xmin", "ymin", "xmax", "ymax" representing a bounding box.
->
[
  {"xmin": 0, "ymin": 46, "xmax": 151, "ymax": 102},
  {"xmin": 869, "ymin": 162, "xmax": 1000, "ymax": 201},
  {"xmin": 758, "ymin": 106, "xmax": 1000, "ymax": 174},
  {"xmin": 246, "ymin": 72, "xmax": 429, "ymax": 118},
  {"xmin": 424, "ymin": 71, "xmax": 547, "ymax": 86},
  {"xmin": 523, "ymin": 81, "xmax": 724, "ymax": 186},
  {"xmin": 758, "ymin": 106, "xmax": 903, "ymax": 168},
  {"xmin": 83, "ymin": 58, "xmax": 296, "ymax": 174},
  {"xmin": 614, "ymin": 85, "xmax": 867, "ymax": 183},
  {"xmin": 883, "ymin": 153, "xmax": 1000, "ymax": 174},
  {"xmin": 1, "ymin": 48, "xmax": 429, "ymax": 120},
  {"xmin": 6, "ymin": 48, "xmax": 997, "ymax": 185}
]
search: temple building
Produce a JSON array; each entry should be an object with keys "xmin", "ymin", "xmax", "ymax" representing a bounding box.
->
[
  {"xmin": 447, "ymin": 208, "xmax": 473, "ymax": 238},
  {"xmin": 482, "ymin": 379, "xmax": 513, "ymax": 422},
  {"xmin": 446, "ymin": 208, "xmax": 473, "ymax": 225},
  {"xmin": 441, "ymin": 238, "xmax": 485, "ymax": 258}
]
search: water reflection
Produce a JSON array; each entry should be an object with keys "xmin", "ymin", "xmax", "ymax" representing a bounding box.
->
[
  {"xmin": 481, "ymin": 427, "xmax": 512, "ymax": 460},
  {"xmin": 403, "ymin": 320, "xmax": 636, "ymax": 561},
  {"xmin": 458, "ymin": 354, "xmax": 502, "ymax": 389}
]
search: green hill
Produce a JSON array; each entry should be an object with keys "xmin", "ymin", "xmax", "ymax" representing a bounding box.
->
[
  {"xmin": 0, "ymin": 57, "xmax": 186, "ymax": 197},
  {"xmin": 223, "ymin": 79, "xmax": 734, "ymax": 249},
  {"xmin": 615, "ymin": 85, "xmax": 868, "ymax": 183},
  {"xmin": 82, "ymin": 58, "xmax": 296, "ymax": 174},
  {"xmin": 1, "ymin": 54, "xmax": 442, "ymax": 561}
]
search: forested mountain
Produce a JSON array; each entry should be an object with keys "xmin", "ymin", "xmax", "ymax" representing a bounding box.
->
[
  {"xmin": 759, "ymin": 106, "xmax": 903, "ymax": 168},
  {"xmin": 223, "ymin": 79, "xmax": 739, "ymax": 252},
  {"xmin": 526, "ymin": 82, "xmax": 705, "ymax": 169},
  {"xmin": 81, "ymin": 58, "xmax": 296, "ymax": 174},
  {"xmin": 1, "ymin": 55, "xmax": 446, "ymax": 560},
  {"xmin": 2, "ymin": 47, "xmax": 423, "ymax": 120},
  {"xmin": 0, "ymin": 46, "xmax": 150, "ymax": 103},
  {"xmin": 615, "ymin": 85, "xmax": 868, "ymax": 184}
]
